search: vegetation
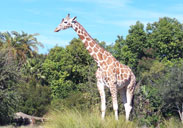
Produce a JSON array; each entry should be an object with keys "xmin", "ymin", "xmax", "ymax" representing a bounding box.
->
[{"xmin": 1, "ymin": 17, "xmax": 183, "ymax": 127}]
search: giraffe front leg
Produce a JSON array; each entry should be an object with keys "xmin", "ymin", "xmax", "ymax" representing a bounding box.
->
[
  {"xmin": 110, "ymin": 84, "xmax": 118, "ymax": 120},
  {"xmin": 97, "ymin": 79, "xmax": 106, "ymax": 120}
]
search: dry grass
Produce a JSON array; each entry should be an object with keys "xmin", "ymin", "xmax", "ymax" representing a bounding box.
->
[
  {"xmin": 44, "ymin": 108, "xmax": 137, "ymax": 128},
  {"xmin": 0, "ymin": 125, "xmax": 43, "ymax": 128},
  {"xmin": 161, "ymin": 118, "xmax": 183, "ymax": 128}
]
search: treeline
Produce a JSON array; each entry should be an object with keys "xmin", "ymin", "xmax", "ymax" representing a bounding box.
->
[{"xmin": 0, "ymin": 17, "xmax": 183, "ymax": 127}]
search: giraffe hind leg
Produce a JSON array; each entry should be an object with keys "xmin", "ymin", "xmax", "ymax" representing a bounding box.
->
[
  {"xmin": 124, "ymin": 78, "xmax": 136, "ymax": 120},
  {"xmin": 119, "ymin": 87, "xmax": 131, "ymax": 120},
  {"xmin": 110, "ymin": 83, "xmax": 118, "ymax": 120}
]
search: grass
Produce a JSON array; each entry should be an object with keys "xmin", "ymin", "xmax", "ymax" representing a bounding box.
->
[
  {"xmin": 43, "ymin": 108, "xmax": 137, "ymax": 128},
  {"xmin": 2, "ymin": 109, "xmax": 183, "ymax": 128},
  {"xmin": 161, "ymin": 118, "xmax": 183, "ymax": 128},
  {"xmin": 0, "ymin": 125, "xmax": 42, "ymax": 128}
]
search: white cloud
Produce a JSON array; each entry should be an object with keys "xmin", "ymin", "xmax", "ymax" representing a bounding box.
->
[
  {"xmin": 63, "ymin": 0, "xmax": 132, "ymax": 8},
  {"xmin": 169, "ymin": 3, "xmax": 183, "ymax": 12}
]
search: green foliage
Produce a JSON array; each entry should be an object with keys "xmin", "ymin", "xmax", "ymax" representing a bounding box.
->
[
  {"xmin": 42, "ymin": 46, "xmax": 74, "ymax": 98},
  {"xmin": 159, "ymin": 62, "xmax": 183, "ymax": 119},
  {"xmin": 112, "ymin": 35, "xmax": 125, "ymax": 60},
  {"xmin": 119, "ymin": 21, "xmax": 147, "ymax": 69},
  {"xmin": 134, "ymin": 60, "xmax": 183, "ymax": 127},
  {"xmin": 42, "ymin": 38, "xmax": 97, "ymax": 99},
  {"xmin": 113, "ymin": 17, "xmax": 183, "ymax": 75},
  {"xmin": 19, "ymin": 54, "xmax": 52, "ymax": 117},
  {"xmin": 147, "ymin": 17, "xmax": 183, "ymax": 60},
  {"xmin": 134, "ymin": 85, "xmax": 163, "ymax": 127},
  {"xmin": 23, "ymin": 54, "xmax": 47, "ymax": 84},
  {"xmin": 0, "ymin": 31, "xmax": 49, "ymax": 124}
]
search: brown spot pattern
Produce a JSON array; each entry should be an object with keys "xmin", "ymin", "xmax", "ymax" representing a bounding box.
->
[
  {"xmin": 117, "ymin": 62, "xmax": 120, "ymax": 67},
  {"xmin": 94, "ymin": 47, "xmax": 98, "ymax": 52},
  {"xmin": 88, "ymin": 48, "xmax": 92, "ymax": 53},
  {"xmin": 103, "ymin": 54, "xmax": 107, "ymax": 60},
  {"xmin": 98, "ymin": 53, "xmax": 103, "ymax": 60},
  {"xmin": 121, "ymin": 69, "xmax": 124, "ymax": 73},
  {"xmin": 100, "ymin": 48, "xmax": 104, "ymax": 53},
  {"xmin": 90, "ymin": 42, "xmax": 95, "ymax": 47},
  {"xmin": 124, "ymin": 74, "xmax": 127, "ymax": 78},
  {"xmin": 86, "ymin": 38, "xmax": 91, "ymax": 41},
  {"xmin": 84, "ymin": 41, "xmax": 89, "ymax": 47},
  {"xmin": 96, "ymin": 44, "xmax": 100, "ymax": 49},
  {"xmin": 79, "ymin": 35, "xmax": 85, "ymax": 40},
  {"xmin": 120, "ymin": 64, "xmax": 123, "ymax": 68},
  {"xmin": 116, "ymin": 68, "xmax": 119, "ymax": 74},
  {"xmin": 107, "ymin": 57, "xmax": 112, "ymax": 65}
]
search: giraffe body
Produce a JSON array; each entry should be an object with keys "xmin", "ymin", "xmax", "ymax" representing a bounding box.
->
[{"xmin": 54, "ymin": 14, "xmax": 136, "ymax": 120}]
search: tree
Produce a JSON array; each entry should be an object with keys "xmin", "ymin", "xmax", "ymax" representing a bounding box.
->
[
  {"xmin": 159, "ymin": 62, "xmax": 183, "ymax": 122},
  {"xmin": 42, "ymin": 38, "xmax": 99, "ymax": 109},
  {"xmin": 112, "ymin": 35, "xmax": 125, "ymax": 61},
  {"xmin": 42, "ymin": 46, "xmax": 74, "ymax": 98},
  {"xmin": 0, "ymin": 31, "xmax": 46, "ymax": 124},
  {"xmin": 0, "ymin": 31, "xmax": 43, "ymax": 64},
  {"xmin": 146, "ymin": 17, "xmax": 183, "ymax": 60},
  {"xmin": 113, "ymin": 21, "xmax": 147, "ymax": 72},
  {"xmin": 0, "ymin": 50, "xmax": 20, "ymax": 125},
  {"xmin": 22, "ymin": 53, "xmax": 47, "ymax": 85},
  {"xmin": 134, "ymin": 60, "xmax": 183, "ymax": 126}
]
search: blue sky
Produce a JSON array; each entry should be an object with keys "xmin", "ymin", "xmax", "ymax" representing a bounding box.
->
[{"xmin": 1, "ymin": 0, "xmax": 183, "ymax": 54}]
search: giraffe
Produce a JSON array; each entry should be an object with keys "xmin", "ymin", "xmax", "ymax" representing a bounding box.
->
[{"xmin": 54, "ymin": 14, "xmax": 136, "ymax": 120}]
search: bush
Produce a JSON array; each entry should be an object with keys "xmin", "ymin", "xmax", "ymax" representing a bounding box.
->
[{"xmin": 18, "ymin": 84, "xmax": 52, "ymax": 117}]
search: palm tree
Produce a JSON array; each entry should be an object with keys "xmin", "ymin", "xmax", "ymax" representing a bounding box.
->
[{"xmin": 0, "ymin": 31, "xmax": 44, "ymax": 63}]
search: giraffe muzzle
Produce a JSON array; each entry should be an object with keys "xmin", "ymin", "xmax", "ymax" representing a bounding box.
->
[{"xmin": 54, "ymin": 28, "xmax": 60, "ymax": 32}]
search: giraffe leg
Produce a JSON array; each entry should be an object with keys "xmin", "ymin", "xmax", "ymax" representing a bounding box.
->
[
  {"xmin": 97, "ymin": 79, "xmax": 106, "ymax": 120},
  {"xmin": 124, "ymin": 80, "xmax": 135, "ymax": 120},
  {"xmin": 119, "ymin": 87, "xmax": 127, "ymax": 104},
  {"xmin": 124, "ymin": 89, "xmax": 133, "ymax": 120},
  {"xmin": 110, "ymin": 84, "xmax": 118, "ymax": 120},
  {"xmin": 119, "ymin": 87, "xmax": 131, "ymax": 120}
]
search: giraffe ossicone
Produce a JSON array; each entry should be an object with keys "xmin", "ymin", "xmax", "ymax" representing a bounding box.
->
[{"xmin": 54, "ymin": 14, "xmax": 136, "ymax": 121}]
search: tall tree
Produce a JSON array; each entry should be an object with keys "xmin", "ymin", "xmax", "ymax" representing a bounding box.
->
[
  {"xmin": 146, "ymin": 17, "xmax": 183, "ymax": 60},
  {"xmin": 0, "ymin": 31, "xmax": 43, "ymax": 63},
  {"xmin": 0, "ymin": 50, "xmax": 20, "ymax": 125}
]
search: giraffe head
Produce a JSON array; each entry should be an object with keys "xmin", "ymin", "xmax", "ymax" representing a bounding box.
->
[{"xmin": 54, "ymin": 14, "xmax": 77, "ymax": 32}]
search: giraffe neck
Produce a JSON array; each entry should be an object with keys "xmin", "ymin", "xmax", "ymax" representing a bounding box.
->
[{"xmin": 72, "ymin": 21, "xmax": 113, "ymax": 66}]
